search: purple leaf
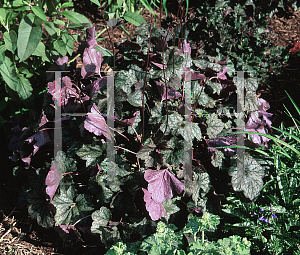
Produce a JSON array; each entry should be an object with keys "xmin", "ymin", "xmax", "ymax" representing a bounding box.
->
[
  {"xmin": 45, "ymin": 162, "xmax": 62, "ymax": 201},
  {"xmin": 144, "ymin": 169, "xmax": 184, "ymax": 204},
  {"xmin": 217, "ymin": 67, "xmax": 228, "ymax": 80},
  {"xmin": 85, "ymin": 27, "xmax": 98, "ymax": 49},
  {"xmin": 142, "ymin": 188, "xmax": 167, "ymax": 221},
  {"xmin": 81, "ymin": 48, "xmax": 103, "ymax": 79},
  {"xmin": 55, "ymin": 56, "xmax": 68, "ymax": 70},
  {"xmin": 151, "ymin": 61, "xmax": 167, "ymax": 69},
  {"xmin": 84, "ymin": 77, "xmax": 107, "ymax": 98},
  {"xmin": 25, "ymin": 130, "xmax": 52, "ymax": 155},
  {"xmin": 177, "ymin": 40, "xmax": 191, "ymax": 56},
  {"xmin": 115, "ymin": 111, "xmax": 140, "ymax": 126},
  {"xmin": 155, "ymin": 81, "xmax": 182, "ymax": 101},
  {"xmin": 182, "ymin": 67, "xmax": 206, "ymax": 81},
  {"xmin": 39, "ymin": 110, "xmax": 49, "ymax": 128},
  {"xmin": 84, "ymin": 103, "xmax": 112, "ymax": 140},
  {"xmin": 59, "ymin": 225, "xmax": 76, "ymax": 233}
]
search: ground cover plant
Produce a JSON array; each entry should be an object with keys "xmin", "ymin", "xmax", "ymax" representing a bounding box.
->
[{"xmin": 1, "ymin": 0, "xmax": 300, "ymax": 254}]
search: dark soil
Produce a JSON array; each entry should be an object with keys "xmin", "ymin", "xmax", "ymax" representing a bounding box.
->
[{"xmin": 1, "ymin": 3, "xmax": 300, "ymax": 255}]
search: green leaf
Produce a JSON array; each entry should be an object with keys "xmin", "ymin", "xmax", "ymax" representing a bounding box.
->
[
  {"xmin": 53, "ymin": 40, "xmax": 67, "ymax": 56},
  {"xmin": 193, "ymin": 59, "xmax": 222, "ymax": 72},
  {"xmin": 91, "ymin": 207, "xmax": 111, "ymax": 232},
  {"xmin": 161, "ymin": 197, "xmax": 181, "ymax": 221},
  {"xmin": 53, "ymin": 151, "xmax": 77, "ymax": 174},
  {"xmin": 90, "ymin": 0, "xmax": 101, "ymax": 6},
  {"xmin": 206, "ymin": 114, "xmax": 224, "ymax": 139},
  {"xmin": 0, "ymin": 55, "xmax": 33, "ymax": 100},
  {"xmin": 3, "ymin": 31, "xmax": 17, "ymax": 53},
  {"xmin": 53, "ymin": 20, "xmax": 65, "ymax": 26},
  {"xmin": 60, "ymin": 11, "xmax": 91, "ymax": 26},
  {"xmin": 27, "ymin": 184, "xmax": 54, "ymax": 228},
  {"xmin": 244, "ymin": 91, "xmax": 258, "ymax": 112},
  {"xmin": 52, "ymin": 185, "xmax": 94, "ymax": 225},
  {"xmin": 228, "ymin": 154, "xmax": 265, "ymax": 200},
  {"xmin": 32, "ymin": 41, "xmax": 50, "ymax": 62},
  {"xmin": 211, "ymin": 150, "xmax": 223, "ymax": 169},
  {"xmin": 17, "ymin": 13, "xmax": 42, "ymax": 62},
  {"xmin": 0, "ymin": 8, "xmax": 8, "ymax": 27},
  {"xmin": 124, "ymin": 12, "xmax": 147, "ymax": 27},
  {"xmin": 31, "ymin": 6, "xmax": 47, "ymax": 21},
  {"xmin": 138, "ymin": 0, "xmax": 155, "ymax": 16},
  {"xmin": 206, "ymin": 80, "xmax": 222, "ymax": 95},
  {"xmin": 76, "ymin": 144, "xmax": 103, "ymax": 167},
  {"xmin": 128, "ymin": 90, "xmax": 146, "ymax": 107},
  {"xmin": 62, "ymin": 33, "xmax": 74, "ymax": 56},
  {"xmin": 43, "ymin": 21, "xmax": 58, "ymax": 36}
]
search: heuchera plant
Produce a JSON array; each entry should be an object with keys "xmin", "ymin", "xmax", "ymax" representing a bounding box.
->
[{"xmin": 7, "ymin": 22, "xmax": 274, "ymax": 251}]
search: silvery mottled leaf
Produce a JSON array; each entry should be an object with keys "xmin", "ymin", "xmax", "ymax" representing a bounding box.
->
[
  {"xmin": 128, "ymin": 90, "xmax": 147, "ymax": 107},
  {"xmin": 161, "ymin": 197, "xmax": 181, "ymax": 221},
  {"xmin": 211, "ymin": 150, "xmax": 224, "ymax": 169},
  {"xmin": 167, "ymin": 74, "xmax": 181, "ymax": 88},
  {"xmin": 52, "ymin": 186, "xmax": 94, "ymax": 225},
  {"xmin": 207, "ymin": 80, "xmax": 222, "ymax": 95},
  {"xmin": 193, "ymin": 59, "xmax": 222, "ymax": 72},
  {"xmin": 76, "ymin": 144, "xmax": 103, "ymax": 167},
  {"xmin": 228, "ymin": 154, "xmax": 265, "ymax": 200},
  {"xmin": 244, "ymin": 90, "xmax": 258, "ymax": 112},
  {"xmin": 114, "ymin": 70, "xmax": 138, "ymax": 95},
  {"xmin": 206, "ymin": 114, "xmax": 224, "ymax": 139},
  {"xmin": 91, "ymin": 207, "xmax": 111, "ymax": 232}
]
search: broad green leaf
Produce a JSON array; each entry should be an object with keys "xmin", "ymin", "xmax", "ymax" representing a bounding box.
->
[
  {"xmin": 211, "ymin": 150, "xmax": 223, "ymax": 169},
  {"xmin": 91, "ymin": 207, "xmax": 111, "ymax": 232},
  {"xmin": 0, "ymin": 8, "xmax": 8, "ymax": 27},
  {"xmin": 160, "ymin": 112, "xmax": 184, "ymax": 135},
  {"xmin": 161, "ymin": 197, "xmax": 181, "ymax": 221},
  {"xmin": 228, "ymin": 154, "xmax": 265, "ymax": 200},
  {"xmin": 53, "ymin": 151, "xmax": 77, "ymax": 174},
  {"xmin": 115, "ymin": 69, "xmax": 138, "ymax": 95},
  {"xmin": 0, "ymin": 55, "xmax": 33, "ymax": 99},
  {"xmin": 60, "ymin": 11, "xmax": 91, "ymax": 26},
  {"xmin": 124, "ymin": 12, "xmax": 147, "ymax": 27},
  {"xmin": 62, "ymin": 33, "xmax": 74, "ymax": 56},
  {"xmin": 53, "ymin": 40, "xmax": 67, "ymax": 56},
  {"xmin": 185, "ymin": 171, "xmax": 210, "ymax": 206},
  {"xmin": 163, "ymin": 137, "xmax": 185, "ymax": 166},
  {"xmin": 52, "ymin": 185, "xmax": 94, "ymax": 225},
  {"xmin": 43, "ymin": 21, "xmax": 57, "ymax": 36},
  {"xmin": 90, "ymin": 0, "xmax": 101, "ymax": 6},
  {"xmin": 193, "ymin": 59, "xmax": 222, "ymax": 72},
  {"xmin": 206, "ymin": 80, "xmax": 222, "ymax": 95},
  {"xmin": 17, "ymin": 13, "xmax": 42, "ymax": 62},
  {"xmin": 53, "ymin": 20, "xmax": 65, "ymax": 26},
  {"xmin": 27, "ymin": 186, "xmax": 54, "ymax": 228},
  {"xmin": 128, "ymin": 90, "xmax": 146, "ymax": 107},
  {"xmin": 3, "ymin": 31, "xmax": 17, "ymax": 53},
  {"xmin": 31, "ymin": 6, "xmax": 47, "ymax": 21},
  {"xmin": 32, "ymin": 41, "xmax": 50, "ymax": 62},
  {"xmin": 76, "ymin": 144, "xmax": 103, "ymax": 167},
  {"xmin": 206, "ymin": 114, "xmax": 224, "ymax": 139},
  {"xmin": 244, "ymin": 90, "xmax": 258, "ymax": 112},
  {"xmin": 0, "ymin": 45, "xmax": 5, "ymax": 63}
]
